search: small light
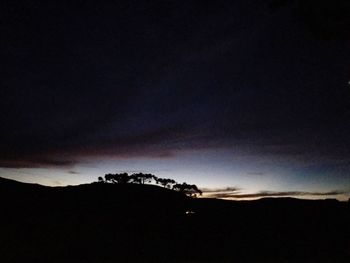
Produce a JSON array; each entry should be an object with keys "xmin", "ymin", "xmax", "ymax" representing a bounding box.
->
[{"xmin": 185, "ymin": 210, "xmax": 195, "ymax": 215}]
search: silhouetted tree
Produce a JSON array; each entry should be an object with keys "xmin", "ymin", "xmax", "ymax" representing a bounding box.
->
[
  {"xmin": 156, "ymin": 178, "xmax": 177, "ymax": 188},
  {"xmin": 130, "ymin": 173, "xmax": 155, "ymax": 184},
  {"xmin": 98, "ymin": 176, "xmax": 104, "ymax": 183},
  {"xmin": 103, "ymin": 173, "xmax": 201, "ymax": 196},
  {"xmin": 118, "ymin": 173, "xmax": 132, "ymax": 184},
  {"xmin": 130, "ymin": 173, "xmax": 141, "ymax": 184},
  {"xmin": 173, "ymin": 183, "xmax": 202, "ymax": 197},
  {"xmin": 104, "ymin": 173, "xmax": 132, "ymax": 184},
  {"xmin": 104, "ymin": 173, "xmax": 114, "ymax": 183}
]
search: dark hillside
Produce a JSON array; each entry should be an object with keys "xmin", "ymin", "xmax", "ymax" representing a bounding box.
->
[{"xmin": 0, "ymin": 177, "xmax": 349, "ymax": 262}]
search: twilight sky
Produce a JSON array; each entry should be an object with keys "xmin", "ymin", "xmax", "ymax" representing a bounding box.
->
[{"xmin": 1, "ymin": 0, "xmax": 350, "ymax": 200}]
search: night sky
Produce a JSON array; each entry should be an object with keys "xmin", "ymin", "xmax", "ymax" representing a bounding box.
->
[{"xmin": 2, "ymin": 0, "xmax": 350, "ymax": 200}]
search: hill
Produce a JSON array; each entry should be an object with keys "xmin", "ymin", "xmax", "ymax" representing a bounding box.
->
[{"xmin": 0, "ymin": 177, "xmax": 349, "ymax": 262}]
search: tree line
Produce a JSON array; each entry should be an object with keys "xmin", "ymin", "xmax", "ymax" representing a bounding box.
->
[{"xmin": 97, "ymin": 173, "xmax": 202, "ymax": 197}]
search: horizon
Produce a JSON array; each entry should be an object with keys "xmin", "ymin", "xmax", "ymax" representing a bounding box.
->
[
  {"xmin": 2, "ymin": 1, "xmax": 350, "ymax": 202},
  {"xmin": 1, "ymin": 173, "xmax": 348, "ymax": 202}
]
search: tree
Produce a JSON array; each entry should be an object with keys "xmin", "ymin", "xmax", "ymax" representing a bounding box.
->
[
  {"xmin": 97, "ymin": 176, "xmax": 104, "ymax": 183},
  {"xmin": 104, "ymin": 173, "xmax": 132, "ymax": 184},
  {"xmin": 155, "ymin": 178, "xmax": 176, "ymax": 188},
  {"xmin": 104, "ymin": 173, "xmax": 115, "ymax": 183},
  {"xmin": 117, "ymin": 173, "xmax": 132, "ymax": 184},
  {"xmin": 102, "ymin": 173, "xmax": 201, "ymax": 197},
  {"xmin": 173, "ymin": 183, "xmax": 202, "ymax": 197},
  {"xmin": 130, "ymin": 173, "xmax": 155, "ymax": 184}
]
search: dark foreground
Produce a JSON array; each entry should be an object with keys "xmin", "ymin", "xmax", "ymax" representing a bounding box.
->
[{"xmin": 0, "ymin": 177, "xmax": 349, "ymax": 262}]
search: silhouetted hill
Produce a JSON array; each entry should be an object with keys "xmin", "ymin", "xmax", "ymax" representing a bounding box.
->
[
  {"xmin": 0, "ymin": 176, "xmax": 46, "ymax": 190},
  {"xmin": 0, "ymin": 177, "xmax": 349, "ymax": 262}
]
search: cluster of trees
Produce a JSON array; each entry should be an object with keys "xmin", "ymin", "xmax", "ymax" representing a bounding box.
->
[
  {"xmin": 97, "ymin": 173, "xmax": 202, "ymax": 197},
  {"xmin": 100, "ymin": 173, "xmax": 155, "ymax": 185},
  {"xmin": 172, "ymin": 183, "xmax": 202, "ymax": 197}
]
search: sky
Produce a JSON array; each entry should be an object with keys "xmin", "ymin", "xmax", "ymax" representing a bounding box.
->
[{"xmin": 1, "ymin": 0, "xmax": 350, "ymax": 200}]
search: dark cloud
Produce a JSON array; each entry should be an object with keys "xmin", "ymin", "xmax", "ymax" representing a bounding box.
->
[
  {"xmin": 205, "ymin": 190, "xmax": 348, "ymax": 199},
  {"xmin": 202, "ymin": 187, "xmax": 241, "ymax": 193},
  {"xmin": 1, "ymin": 0, "xmax": 350, "ymax": 169},
  {"xmin": 0, "ymin": 157, "xmax": 75, "ymax": 168},
  {"xmin": 68, "ymin": 171, "xmax": 80, "ymax": 175}
]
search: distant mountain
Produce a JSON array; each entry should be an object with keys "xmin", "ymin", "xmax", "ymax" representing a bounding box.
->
[
  {"xmin": 0, "ymin": 177, "xmax": 349, "ymax": 263},
  {"xmin": 0, "ymin": 176, "xmax": 44, "ymax": 188}
]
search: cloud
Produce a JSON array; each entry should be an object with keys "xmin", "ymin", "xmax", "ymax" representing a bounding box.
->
[
  {"xmin": 204, "ymin": 189, "xmax": 348, "ymax": 199},
  {"xmin": 0, "ymin": 124, "xmax": 192, "ymax": 168},
  {"xmin": 68, "ymin": 170, "xmax": 80, "ymax": 174},
  {"xmin": 0, "ymin": 157, "xmax": 75, "ymax": 168},
  {"xmin": 201, "ymin": 187, "xmax": 241, "ymax": 193},
  {"xmin": 1, "ymin": 1, "xmax": 350, "ymax": 171},
  {"xmin": 202, "ymin": 187, "xmax": 241, "ymax": 199}
]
